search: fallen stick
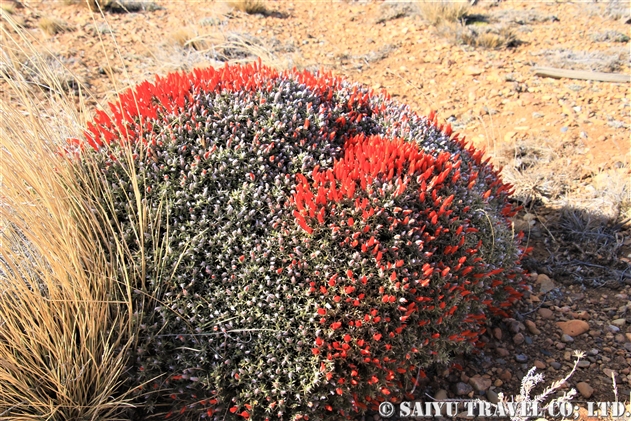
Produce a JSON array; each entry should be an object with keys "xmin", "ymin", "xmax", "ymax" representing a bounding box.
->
[{"xmin": 533, "ymin": 66, "xmax": 631, "ymax": 83}]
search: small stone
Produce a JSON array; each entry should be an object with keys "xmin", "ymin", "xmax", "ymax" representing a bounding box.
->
[
  {"xmin": 614, "ymin": 334, "xmax": 626, "ymax": 343},
  {"xmin": 493, "ymin": 327, "xmax": 502, "ymax": 340},
  {"xmin": 626, "ymin": 333, "xmax": 631, "ymax": 341},
  {"xmin": 434, "ymin": 389, "xmax": 448, "ymax": 401},
  {"xmin": 537, "ymin": 274, "xmax": 556, "ymax": 293},
  {"xmin": 434, "ymin": 389, "xmax": 448, "ymax": 415},
  {"xmin": 576, "ymin": 382, "xmax": 594, "ymax": 398},
  {"xmin": 513, "ymin": 332, "xmax": 525, "ymax": 345},
  {"xmin": 486, "ymin": 389, "xmax": 499, "ymax": 404},
  {"xmin": 538, "ymin": 308, "xmax": 553, "ymax": 319},
  {"xmin": 453, "ymin": 381, "xmax": 473, "ymax": 396},
  {"xmin": 588, "ymin": 348, "xmax": 599, "ymax": 356},
  {"xmin": 534, "ymin": 360, "xmax": 546, "ymax": 369},
  {"xmin": 578, "ymin": 360, "xmax": 591, "ymax": 368},
  {"xmin": 556, "ymin": 342, "xmax": 566, "ymax": 350},
  {"xmin": 624, "ymin": 342, "xmax": 631, "ymax": 352},
  {"xmin": 612, "ymin": 318, "xmax": 626, "ymax": 326},
  {"xmin": 525, "ymin": 320, "xmax": 541, "ymax": 335},
  {"xmin": 499, "ymin": 369, "xmax": 512, "ymax": 381},
  {"xmin": 465, "ymin": 66, "xmax": 484, "ymax": 76},
  {"xmin": 603, "ymin": 368, "xmax": 618, "ymax": 378},
  {"xmin": 608, "ymin": 325, "xmax": 621, "ymax": 333},
  {"xmin": 551, "ymin": 361, "xmax": 561, "ymax": 370},
  {"xmin": 494, "ymin": 379, "xmax": 503, "ymax": 387},
  {"xmin": 469, "ymin": 375, "xmax": 492, "ymax": 392},
  {"xmin": 575, "ymin": 310, "xmax": 590, "ymax": 320},
  {"xmin": 496, "ymin": 347, "xmax": 510, "ymax": 357},
  {"xmin": 556, "ymin": 320, "xmax": 590, "ymax": 337},
  {"xmin": 561, "ymin": 333, "xmax": 574, "ymax": 343},
  {"xmin": 506, "ymin": 318, "xmax": 524, "ymax": 333},
  {"xmin": 515, "ymin": 354, "xmax": 528, "ymax": 363},
  {"xmin": 589, "ymin": 329, "xmax": 601, "ymax": 337}
]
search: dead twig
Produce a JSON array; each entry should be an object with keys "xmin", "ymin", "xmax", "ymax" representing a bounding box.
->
[{"xmin": 533, "ymin": 66, "xmax": 631, "ymax": 83}]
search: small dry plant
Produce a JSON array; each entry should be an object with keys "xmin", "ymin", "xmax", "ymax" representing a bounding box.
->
[
  {"xmin": 228, "ymin": 0, "xmax": 267, "ymax": 15},
  {"xmin": 84, "ymin": 0, "xmax": 160, "ymax": 13},
  {"xmin": 494, "ymin": 137, "xmax": 576, "ymax": 208},
  {"xmin": 38, "ymin": 16, "xmax": 72, "ymax": 36},
  {"xmin": 154, "ymin": 30, "xmax": 300, "ymax": 73},
  {"xmin": 604, "ymin": 0, "xmax": 631, "ymax": 22},
  {"xmin": 1, "ymin": 27, "xmax": 84, "ymax": 94},
  {"xmin": 416, "ymin": 0, "xmax": 470, "ymax": 26},
  {"xmin": 493, "ymin": 350, "xmax": 584, "ymax": 421},
  {"xmin": 437, "ymin": 21, "xmax": 519, "ymax": 49}
]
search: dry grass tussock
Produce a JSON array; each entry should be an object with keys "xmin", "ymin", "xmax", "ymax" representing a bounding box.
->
[
  {"xmin": 63, "ymin": 0, "xmax": 161, "ymax": 13},
  {"xmin": 38, "ymin": 16, "xmax": 72, "ymax": 36},
  {"xmin": 437, "ymin": 21, "xmax": 519, "ymax": 49},
  {"xmin": 416, "ymin": 0, "xmax": 470, "ymax": 26},
  {"xmin": 152, "ymin": 30, "xmax": 302, "ymax": 74},
  {"xmin": 227, "ymin": 0, "xmax": 268, "ymax": 15},
  {"xmin": 169, "ymin": 27, "xmax": 208, "ymax": 51},
  {"xmin": 0, "ymin": 17, "xmax": 163, "ymax": 420}
]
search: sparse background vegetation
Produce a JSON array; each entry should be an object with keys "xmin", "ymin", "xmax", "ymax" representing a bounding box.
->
[{"xmin": 1, "ymin": 0, "xmax": 630, "ymax": 419}]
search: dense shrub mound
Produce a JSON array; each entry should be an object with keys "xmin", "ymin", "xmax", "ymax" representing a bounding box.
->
[{"xmin": 77, "ymin": 61, "xmax": 526, "ymax": 420}]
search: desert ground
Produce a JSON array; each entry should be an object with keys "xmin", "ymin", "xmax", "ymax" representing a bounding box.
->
[{"xmin": 1, "ymin": 0, "xmax": 630, "ymax": 420}]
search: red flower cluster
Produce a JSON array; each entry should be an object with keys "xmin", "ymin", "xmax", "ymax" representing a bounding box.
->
[{"xmin": 287, "ymin": 134, "xmax": 524, "ymax": 413}]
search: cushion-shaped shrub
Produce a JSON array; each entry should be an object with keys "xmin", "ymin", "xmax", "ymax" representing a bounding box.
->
[{"xmin": 76, "ymin": 61, "xmax": 526, "ymax": 420}]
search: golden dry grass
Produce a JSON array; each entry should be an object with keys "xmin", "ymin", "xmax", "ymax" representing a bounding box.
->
[
  {"xmin": 0, "ymin": 86, "xmax": 136, "ymax": 420},
  {"xmin": 0, "ymin": 2, "xmax": 15, "ymax": 14},
  {"xmin": 0, "ymin": 16, "xmax": 151, "ymax": 420},
  {"xmin": 228, "ymin": 0, "xmax": 268, "ymax": 15},
  {"xmin": 170, "ymin": 27, "xmax": 206, "ymax": 50},
  {"xmin": 38, "ymin": 16, "xmax": 71, "ymax": 36},
  {"xmin": 86, "ymin": 0, "xmax": 114, "ymax": 12},
  {"xmin": 416, "ymin": 0, "xmax": 470, "ymax": 26}
]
